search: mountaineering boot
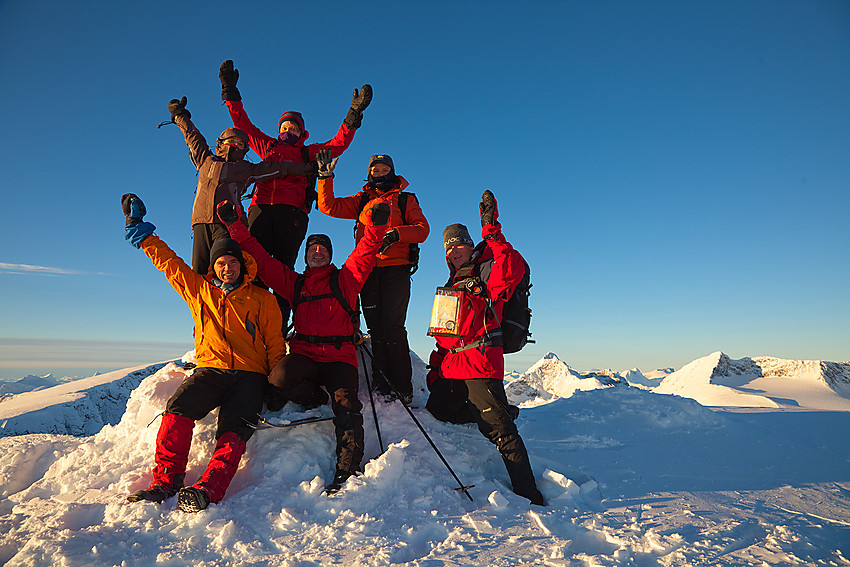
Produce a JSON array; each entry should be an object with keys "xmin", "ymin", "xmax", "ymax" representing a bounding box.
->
[
  {"xmin": 324, "ymin": 469, "xmax": 357, "ymax": 495},
  {"xmin": 127, "ymin": 412, "xmax": 194, "ymax": 503},
  {"xmin": 177, "ymin": 486, "xmax": 211, "ymax": 513},
  {"xmin": 127, "ymin": 473, "xmax": 185, "ymax": 503},
  {"xmin": 497, "ymin": 433, "xmax": 546, "ymax": 506},
  {"xmin": 192, "ymin": 431, "xmax": 246, "ymax": 504}
]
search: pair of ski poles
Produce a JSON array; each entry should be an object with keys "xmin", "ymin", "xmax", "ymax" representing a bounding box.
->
[{"xmin": 357, "ymin": 341, "xmax": 474, "ymax": 502}]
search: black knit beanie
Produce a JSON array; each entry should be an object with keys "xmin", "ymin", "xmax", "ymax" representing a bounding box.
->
[
  {"xmin": 304, "ymin": 234, "xmax": 333, "ymax": 263},
  {"xmin": 442, "ymin": 223, "xmax": 474, "ymax": 253}
]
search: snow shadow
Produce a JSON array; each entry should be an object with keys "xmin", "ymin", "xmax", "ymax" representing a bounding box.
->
[{"xmin": 518, "ymin": 389, "xmax": 850, "ymax": 498}]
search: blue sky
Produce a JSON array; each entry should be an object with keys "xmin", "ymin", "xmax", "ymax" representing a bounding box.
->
[{"xmin": 1, "ymin": 0, "xmax": 848, "ymax": 380}]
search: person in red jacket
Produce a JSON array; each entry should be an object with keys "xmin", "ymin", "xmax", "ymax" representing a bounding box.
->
[
  {"xmin": 218, "ymin": 59, "xmax": 372, "ymax": 327},
  {"xmin": 316, "ymin": 150, "xmax": 430, "ymax": 403},
  {"xmin": 121, "ymin": 194, "xmax": 286, "ymax": 513},
  {"xmin": 425, "ymin": 191, "xmax": 545, "ymax": 506},
  {"xmin": 216, "ymin": 198, "xmax": 390, "ymax": 494}
]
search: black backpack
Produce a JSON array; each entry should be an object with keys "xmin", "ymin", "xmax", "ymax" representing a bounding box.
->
[
  {"xmin": 447, "ymin": 251, "xmax": 534, "ymax": 355},
  {"xmin": 499, "ymin": 256, "xmax": 533, "ymax": 354},
  {"xmin": 356, "ymin": 191, "xmax": 420, "ymax": 274}
]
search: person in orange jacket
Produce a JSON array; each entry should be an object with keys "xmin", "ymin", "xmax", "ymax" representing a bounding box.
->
[
  {"xmin": 121, "ymin": 194, "xmax": 285, "ymax": 513},
  {"xmin": 316, "ymin": 151, "xmax": 429, "ymax": 403}
]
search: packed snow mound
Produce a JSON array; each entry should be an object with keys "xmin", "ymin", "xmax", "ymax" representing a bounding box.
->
[
  {"xmin": 654, "ymin": 351, "xmax": 850, "ymax": 410},
  {"xmin": 505, "ymin": 353, "xmax": 626, "ymax": 406},
  {"xmin": 0, "ymin": 354, "xmax": 597, "ymax": 566}
]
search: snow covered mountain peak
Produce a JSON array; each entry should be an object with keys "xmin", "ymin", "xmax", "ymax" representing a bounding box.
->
[{"xmin": 655, "ymin": 351, "xmax": 850, "ymax": 410}]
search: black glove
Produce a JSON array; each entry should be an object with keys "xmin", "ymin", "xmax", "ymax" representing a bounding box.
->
[
  {"xmin": 216, "ymin": 201, "xmax": 240, "ymax": 226},
  {"xmin": 370, "ymin": 202, "xmax": 391, "ymax": 226},
  {"xmin": 378, "ymin": 228, "xmax": 399, "ymax": 254},
  {"xmin": 316, "ymin": 148, "xmax": 338, "ymax": 179},
  {"xmin": 343, "ymin": 84, "xmax": 372, "ymax": 129},
  {"xmin": 121, "ymin": 193, "xmax": 146, "ymax": 226},
  {"xmin": 479, "ymin": 189, "xmax": 499, "ymax": 227},
  {"xmin": 219, "ymin": 59, "xmax": 242, "ymax": 102},
  {"xmin": 168, "ymin": 96, "xmax": 191, "ymax": 122},
  {"xmin": 351, "ymin": 84, "xmax": 373, "ymax": 113}
]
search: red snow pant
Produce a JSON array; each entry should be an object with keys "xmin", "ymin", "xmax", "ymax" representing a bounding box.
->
[{"xmin": 152, "ymin": 367, "xmax": 267, "ymax": 503}]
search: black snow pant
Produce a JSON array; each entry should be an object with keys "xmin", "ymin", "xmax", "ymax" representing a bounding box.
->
[
  {"xmin": 360, "ymin": 265, "xmax": 413, "ymax": 398},
  {"xmin": 270, "ymin": 353, "xmax": 364, "ymax": 474},
  {"xmin": 247, "ymin": 204, "xmax": 309, "ymax": 329},
  {"xmin": 426, "ymin": 377, "xmax": 544, "ymax": 504},
  {"xmin": 192, "ymin": 222, "xmax": 232, "ymax": 275},
  {"xmin": 165, "ymin": 367, "xmax": 268, "ymax": 442}
]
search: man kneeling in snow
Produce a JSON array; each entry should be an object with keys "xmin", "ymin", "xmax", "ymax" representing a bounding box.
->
[{"xmin": 121, "ymin": 193, "xmax": 285, "ymax": 513}]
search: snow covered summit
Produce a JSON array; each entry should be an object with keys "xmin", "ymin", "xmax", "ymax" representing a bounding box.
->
[{"xmin": 654, "ymin": 351, "xmax": 850, "ymax": 410}]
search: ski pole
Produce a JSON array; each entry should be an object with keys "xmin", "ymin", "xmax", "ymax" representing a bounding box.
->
[
  {"xmin": 360, "ymin": 343, "xmax": 474, "ymax": 501},
  {"xmin": 358, "ymin": 342, "xmax": 384, "ymax": 453}
]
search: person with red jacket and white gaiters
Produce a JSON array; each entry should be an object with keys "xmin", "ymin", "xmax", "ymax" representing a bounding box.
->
[
  {"xmin": 219, "ymin": 59, "xmax": 372, "ymax": 328},
  {"xmin": 425, "ymin": 190, "xmax": 545, "ymax": 506},
  {"xmin": 216, "ymin": 196, "xmax": 390, "ymax": 495},
  {"xmin": 121, "ymin": 194, "xmax": 286, "ymax": 513},
  {"xmin": 316, "ymin": 150, "xmax": 430, "ymax": 403}
]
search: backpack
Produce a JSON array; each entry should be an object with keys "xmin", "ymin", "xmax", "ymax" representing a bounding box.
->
[
  {"xmin": 447, "ymin": 250, "xmax": 534, "ymax": 355},
  {"xmin": 356, "ymin": 191, "xmax": 420, "ymax": 274},
  {"xmin": 499, "ymin": 256, "xmax": 533, "ymax": 354},
  {"xmin": 289, "ymin": 268, "xmax": 361, "ymax": 348},
  {"xmin": 301, "ymin": 146, "xmax": 319, "ymax": 210}
]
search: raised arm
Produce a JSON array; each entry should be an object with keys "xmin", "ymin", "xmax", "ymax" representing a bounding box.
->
[
  {"xmin": 121, "ymin": 193, "xmax": 205, "ymax": 304},
  {"xmin": 168, "ymin": 97, "xmax": 214, "ymax": 170},
  {"xmin": 479, "ymin": 190, "xmax": 523, "ymax": 302},
  {"xmin": 216, "ymin": 201, "xmax": 298, "ymax": 301},
  {"xmin": 315, "ymin": 148, "xmax": 362, "ymax": 219},
  {"xmin": 220, "ymin": 59, "xmax": 276, "ymax": 158},
  {"xmin": 339, "ymin": 202, "xmax": 390, "ymax": 296}
]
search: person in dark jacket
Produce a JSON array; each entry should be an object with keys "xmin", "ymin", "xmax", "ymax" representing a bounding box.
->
[
  {"xmin": 216, "ymin": 197, "xmax": 390, "ymax": 494},
  {"xmin": 165, "ymin": 96, "xmax": 317, "ymax": 275},
  {"xmin": 316, "ymin": 151, "xmax": 430, "ymax": 403},
  {"xmin": 121, "ymin": 194, "xmax": 286, "ymax": 513},
  {"xmin": 425, "ymin": 191, "xmax": 545, "ymax": 506},
  {"xmin": 218, "ymin": 59, "xmax": 372, "ymax": 326}
]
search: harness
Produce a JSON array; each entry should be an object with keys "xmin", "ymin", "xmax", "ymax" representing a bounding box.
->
[
  {"xmin": 445, "ymin": 262, "xmax": 503, "ymax": 354},
  {"xmin": 289, "ymin": 267, "xmax": 360, "ymax": 349}
]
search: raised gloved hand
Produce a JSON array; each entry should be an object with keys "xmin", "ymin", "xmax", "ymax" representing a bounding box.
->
[
  {"xmin": 216, "ymin": 201, "xmax": 241, "ymax": 226},
  {"xmin": 351, "ymin": 84, "xmax": 373, "ymax": 113},
  {"xmin": 121, "ymin": 193, "xmax": 155, "ymax": 248},
  {"xmin": 343, "ymin": 84, "xmax": 372, "ymax": 129},
  {"xmin": 219, "ymin": 59, "xmax": 241, "ymax": 102},
  {"xmin": 168, "ymin": 96, "xmax": 191, "ymax": 122},
  {"xmin": 479, "ymin": 189, "xmax": 499, "ymax": 227},
  {"xmin": 378, "ymin": 228, "xmax": 399, "ymax": 254},
  {"xmin": 316, "ymin": 148, "xmax": 338, "ymax": 179},
  {"xmin": 369, "ymin": 202, "xmax": 391, "ymax": 226}
]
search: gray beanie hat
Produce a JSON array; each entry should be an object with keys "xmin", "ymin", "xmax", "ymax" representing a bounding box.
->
[{"xmin": 443, "ymin": 223, "xmax": 474, "ymax": 253}]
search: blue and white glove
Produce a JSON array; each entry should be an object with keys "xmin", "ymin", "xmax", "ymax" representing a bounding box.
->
[{"xmin": 121, "ymin": 193, "xmax": 156, "ymax": 248}]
